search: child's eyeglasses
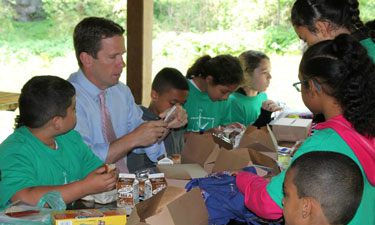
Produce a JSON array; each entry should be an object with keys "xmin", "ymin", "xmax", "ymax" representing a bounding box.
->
[
  {"xmin": 292, "ymin": 79, "xmax": 308, "ymax": 92},
  {"xmin": 292, "ymin": 79, "xmax": 321, "ymax": 92}
]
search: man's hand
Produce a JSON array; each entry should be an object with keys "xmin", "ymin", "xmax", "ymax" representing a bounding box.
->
[
  {"xmin": 261, "ymin": 100, "xmax": 283, "ymax": 112},
  {"xmin": 159, "ymin": 105, "xmax": 188, "ymax": 129},
  {"xmin": 132, "ymin": 120, "xmax": 168, "ymax": 147}
]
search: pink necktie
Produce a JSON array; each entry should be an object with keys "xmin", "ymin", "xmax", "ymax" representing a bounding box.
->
[{"xmin": 99, "ymin": 92, "xmax": 129, "ymax": 173}]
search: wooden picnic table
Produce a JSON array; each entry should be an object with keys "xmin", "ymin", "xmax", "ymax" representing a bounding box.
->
[{"xmin": 0, "ymin": 91, "xmax": 20, "ymax": 111}]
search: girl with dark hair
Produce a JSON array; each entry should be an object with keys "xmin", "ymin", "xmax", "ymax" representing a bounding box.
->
[
  {"xmin": 229, "ymin": 50, "xmax": 282, "ymax": 127},
  {"xmin": 291, "ymin": 0, "xmax": 375, "ymax": 60},
  {"xmin": 233, "ymin": 34, "xmax": 375, "ymax": 224},
  {"xmin": 184, "ymin": 54, "xmax": 243, "ymax": 132}
]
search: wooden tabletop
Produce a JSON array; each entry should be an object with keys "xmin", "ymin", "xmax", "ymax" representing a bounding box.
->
[{"xmin": 0, "ymin": 91, "xmax": 20, "ymax": 111}]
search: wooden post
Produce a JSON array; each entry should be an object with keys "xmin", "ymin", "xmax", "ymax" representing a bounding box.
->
[{"xmin": 127, "ymin": 0, "xmax": 153, "ymax": 105}]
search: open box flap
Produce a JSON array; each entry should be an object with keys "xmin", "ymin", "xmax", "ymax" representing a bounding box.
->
[
  {"xmin": 212, "ymin": 148, "xmax": 280, "ymax": 175},
  {"xmin": 212, "ymin": 148, "xmax": 251, "ymax": 173},
  {"xmin": 128, "ymin": 187, "xmax": 208, "ymax": 225},
  {"xmin": 157, "ymin": 164, "xmax": 208, "ymax": 179},
  {"xmin": 128, "ymin": 187, "xmax": 186, "ymax": 223},
  {"xmin": 181, "ymin": 133, "xmax": 219, "ymax": 166},
  {"xmin": 166, "ymin": 188, "xmax": 209, "ymax": 225},
  {"xmin": 238, "ymin": 126, "xmax": 277, "ymax": 153}
]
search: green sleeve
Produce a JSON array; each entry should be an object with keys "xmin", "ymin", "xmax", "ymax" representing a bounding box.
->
[
  {"xmin": 220, "ymin": 99, "xmax": 234, "ymax": 126},
  {"xmin": 0, "ymin": 145, "xmax": 38, "ymax": 209},
  {"xmin": 230, "ymin": 97, "xmax": 246, "ymax": 125},
  {"xmin": 266, "ymin": 168, "xmax": 287, "ymax": 208},
  {"xmin": 69, "ymin": 130, "xmax": 103, "ymax": 178}
]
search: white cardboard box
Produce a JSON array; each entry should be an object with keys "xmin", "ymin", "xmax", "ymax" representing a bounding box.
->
[{"xmin": 270, "ymin": 118, "xmax": 312, "ymax": 142}]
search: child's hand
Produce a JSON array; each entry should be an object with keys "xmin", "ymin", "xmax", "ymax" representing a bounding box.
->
[
  {"xmin": 82, "ymin": 166, "xmax": 117, "ymax": 195},
  {"xmin": 224, "ymin": 122, "xmax": 246, "ymax": 130},
  {"xmin": 159, "ymin": 105, "xmax": 187, "ymax": 129},
  {"xmin": 261, "ymin": 100, "xmax": 283, "ymax": 112}
]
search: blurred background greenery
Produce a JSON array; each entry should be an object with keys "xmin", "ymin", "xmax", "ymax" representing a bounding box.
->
[{"xmin": 0, "ymin": 0, "xmax": 374, "ymax": 140}]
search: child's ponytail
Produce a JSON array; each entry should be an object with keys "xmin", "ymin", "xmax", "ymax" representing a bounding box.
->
[
  {"xmin": 347, "ymin": 0, "xmax": 375, "ymax": 42},
  {"xmin": 186, "ymin": 55, "xmax": 211, "ymax": 79},
  {"xmin": 187, "ymin": 54, "xmax": 243, "ymax": 86},
  {"xmin": 300, "ymin": 34, "xmax": 375, "ymax": 137},
  {"xmin": 14, "ymin": 115, "xmax": 24, "ymax": 129}
]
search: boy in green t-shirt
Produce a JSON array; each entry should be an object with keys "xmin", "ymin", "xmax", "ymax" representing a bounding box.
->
[
  {"xmin": 283, "ymin": 151, "xmax": 363, "ymax": 225},
  {"xmin": 0, "ymin": 76, "xmax": 117, "ymax": 210}
]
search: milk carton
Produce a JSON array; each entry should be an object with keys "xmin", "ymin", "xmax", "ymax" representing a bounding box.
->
[
  {"xmin": 144, "ymin": 173, "xmax": 167, "ymax": 200},
  {"xmin": 117, "ymin": 173, "xmax": 139, "ymax": 215}
]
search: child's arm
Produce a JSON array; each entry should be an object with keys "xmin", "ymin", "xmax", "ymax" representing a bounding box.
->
[
  {"xmin": 236, "ymin": 171, "xmax": 283, "ymax": 220},
  {"xmin": 9, "ymin": 166, "xmax": 116, "ymax": 206}
]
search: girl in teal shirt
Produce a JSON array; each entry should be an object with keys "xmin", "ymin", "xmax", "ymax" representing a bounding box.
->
[
  {"xmin": 183, "ymin": 54, "xmax": 243, "ymax": 133},
  {"xmin": 229, "ymin": 50, "xmax": 281, "ymax": 127},
  {"xmin": 291, "ymin": 0, "xmax": 375, "ymax": 61},
  {"xmin": 234, "ymin": 34, "xmax": 375, "ymax": 224}
]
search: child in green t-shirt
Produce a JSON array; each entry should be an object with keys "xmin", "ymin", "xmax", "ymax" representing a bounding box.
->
[
  {"xmin": 234, "ymin": 34, "xmax": 375, "ymax": 224},
  {"xmin": 183, "ymin": 54, "xmax": 244, "ymax": 135},
  {"xmin": 291, "ymin": 0, "xmax": 375, "ymax": 61},
  {"xmin": 229, "ymin": 50, "xmax": 282, "ymax": 127},
  {"xmin": 0, "ymin": 76, "xmax": 117, "ymax": 210},
  {"xmin": 283, "ymin": 151, "xmax": 363, "ymax": 225}
]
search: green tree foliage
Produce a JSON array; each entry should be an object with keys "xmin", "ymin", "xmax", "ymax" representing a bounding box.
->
[
  {"xmin": 1, "ymin": 0, "xmax": 375, "ymax": 64},
  {"xmin": 42, "ymin": 0, "xmax": 126, "ymax": 38},
  {"xmin": 359, "ymin": 0, "xmax": 375, "ymax": 23},
  {"xmin": 153, "ymin": 0, "xmax": 234, "ymax": 33}
]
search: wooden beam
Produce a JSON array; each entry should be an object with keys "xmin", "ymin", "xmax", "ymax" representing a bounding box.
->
[{"xmin": 126, "ymin": 0, "xmax": 153, "ymax": 105}]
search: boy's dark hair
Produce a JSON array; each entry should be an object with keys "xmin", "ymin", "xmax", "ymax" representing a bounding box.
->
[
  {"xmin": 152, "ymin": 67, "xmax": 189, "ymax": 95},
  {"xmin": 15, "ymin": 76, "xmax": 76, "ymax": 129},
  {"xmin": 239, "ymin": 50, "xmax": 269, "ymax": 74},
  {"xmin": 291, "ymin": 0, "xmax": 375, "ymax": 42},
  {"xmin": 300, "ymin": 34, "xmax": 375, "ymax": 138},
  {"xmin": 186, "ymin": 54, "xmax": 243, "ymax": 86},
  {"xmin": 73, "ymin": 17, "xmax": 125, "ymax": 68},
  {"xmin": 290, "ymin": 151, "xmax": 363, "ymax": 225}
]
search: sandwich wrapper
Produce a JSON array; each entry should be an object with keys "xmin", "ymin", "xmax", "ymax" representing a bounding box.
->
[
  {"xmin": 211, "ymin": 125, "xmax": 281, "ymax": 176},
  {"xmin": 211, "ymin": 126, "xmax": 279, "ymax": 160},
  {"xmin": 81, "ymin": 189, "xmax": 117, "ymax": 204},
  {"xmin": 127, "ymin": 186, "xmax": 209, "ymax": 225}
]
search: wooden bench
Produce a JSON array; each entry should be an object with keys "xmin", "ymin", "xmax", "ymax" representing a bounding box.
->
[{"xmin": 0, "ymin": 91, "xmax": 20, "ymax": 111}]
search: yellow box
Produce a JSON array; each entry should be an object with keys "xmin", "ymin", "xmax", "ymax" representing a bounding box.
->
[{"xmin": 51, "ymin": 208, "xmax": 127, "ymax": 225}]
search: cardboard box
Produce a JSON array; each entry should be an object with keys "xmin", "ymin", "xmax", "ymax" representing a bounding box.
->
[
  {"xmin": 157, "ymin": 163, "xmax": 208, "ymax": 188},
  {"xmin": 181, "ymin": 133, "xmax": 220, "ymax": 172},
  {"xmin": 157, "ymin": 164, "xmax": 208, "ymax": 179},
  {"xmin": 51, "ymin": 208, "xmax": 127, "ymax": 225},
  {"xmin": 165, "ymin": 178, "xmax": 190, "ymax": 189},
  {"xmin": 237, "ymin": 125, "xmax": 279, "ymax": 160},
  {"xmin": 212, "ymin": 148, "xmax": 281, "ymax": 176},
  {"xmin": 127, "ymin": 187, "xmax": 209, "ymax": 225},
  {"xmin": 270, "ymin": 118, "xmax": 312, "ymax": 142}
]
